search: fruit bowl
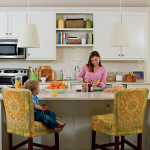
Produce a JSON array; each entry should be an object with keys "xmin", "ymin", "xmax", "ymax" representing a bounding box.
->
[{"xmin": 45, "ymin": 88, "xmax": 67, "ymax": 94}]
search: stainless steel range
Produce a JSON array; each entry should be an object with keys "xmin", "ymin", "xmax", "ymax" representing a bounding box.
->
[{"xmin": 0, "ymin": 68, "xmax": 28, "ymax": 92}]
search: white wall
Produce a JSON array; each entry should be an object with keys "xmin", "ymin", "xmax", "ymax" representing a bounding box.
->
[{"xmin": 0, "ymin": 47, "xmax": 147, "ymax": 81}]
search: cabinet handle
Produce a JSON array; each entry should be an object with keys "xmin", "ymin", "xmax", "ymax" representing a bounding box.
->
[
  {"xmin": 6, "ymin": 33, "xmax": 8, "ymax": 35},
  {"xmin": 28, "ymin": 53, "xmax": 30, "ymax": 56},
  {"xmin": 118, "ymin": 54, "xmax": 121, "ymax": 56},
  {"xmin": 9, "ymin": 33, "xmax": 11, "ymax": 35},
  {"xmin": 122, "ymin": 54, "xmax": 124, "ymax": 56}
]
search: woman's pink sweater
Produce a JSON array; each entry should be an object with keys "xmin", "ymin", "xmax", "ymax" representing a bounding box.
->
[{"xmin": 77, "ymin": 64, "xmax": 107, "ymax": 88}]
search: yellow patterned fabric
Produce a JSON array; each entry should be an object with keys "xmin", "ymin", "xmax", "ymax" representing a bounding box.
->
[
  {"xmin": 2, "ymin": 88, "xmax": 54, "ymax": 137},
  {"xmin": 92, "ymin": 88, "xmax": 149, "ymax": 136}
]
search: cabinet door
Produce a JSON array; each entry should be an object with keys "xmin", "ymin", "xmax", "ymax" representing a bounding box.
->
[
  {"xmin": 8, "ymin": 12, "xmax": 26, "ymax": 38},
  {"xmin": 127, "ymin": 84, "xmax": 150, "ymax": 97},
  {"xmin": 27, "ymin": 12, "xmax": 55, "ymax": 60},
  {"xmin": 95, "ymin": 12, "xmax": 121, "ymax": 60},
  {"xmin": 0, "ymin": 12, "xmax": 8, "ymax": 38},
  {"xmin": 122, "ymin": 12, "xmax": 148, "ymax": 60}
]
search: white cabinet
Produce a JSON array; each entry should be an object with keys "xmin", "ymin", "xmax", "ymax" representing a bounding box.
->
[
  {"xmin": 127, "ymin": 84, "xmax": 150, "ymax": 93},
  {"xmin": 95, "ymin": 12, "xmax": 148, "ymax": 60},
  {"xmin": 122, "ymin": 12, "xmax": 148, "ymax": 59},
  {"xmin": 27, "ymin": 11, "xmax": 56, "ymax": 60},
  {"xmin": 95, "ymin": 12, "xmax": 121, "ymax": 60},
  {"xmin": 0, "ymin": 12, "xmax": 7, "ymax": 38},
  {"xmin": 0, "ymin": 12, "xmax": 26, "ymax": 38}
]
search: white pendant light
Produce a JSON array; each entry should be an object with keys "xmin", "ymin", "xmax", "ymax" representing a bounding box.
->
[
  {"xmin": 110, "ymin": 0, "xmax": 131, "ymax": 47},
  {"xmin": 17, "ymin": 23, "xmax": 40, "ymax": 48},
  {"xmin": 110, "ymin": 22, "xmax": 131, "ymax": 46},
  {"xmin": 17, "ymin": 0, "xmax": 40, "ymax": 48}
]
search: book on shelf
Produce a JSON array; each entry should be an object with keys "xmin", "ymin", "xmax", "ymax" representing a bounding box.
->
[
  {"xmin": 56, "ymin": 31, "xmax": 68, "ymax": 44},
  {"xmin": 56, "ymin": 31, "xmax": 93, "ymax": 45},
  {"xmin": 86, "ymin": 33, "xmax": 93, "ymax": 44}
]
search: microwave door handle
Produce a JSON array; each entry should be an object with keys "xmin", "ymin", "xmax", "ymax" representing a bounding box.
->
[
  {"xmin": 16, "ymin": 47, "xmax": 18, "ymax": 55},
  {"xmin": 28, "ymin": 48, "xmax": 31, "ymax": 56}
]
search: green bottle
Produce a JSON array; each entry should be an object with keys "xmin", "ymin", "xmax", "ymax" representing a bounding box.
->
[{"xmin": 59, "ymin": 70, "xmax": 63, "ymax": 81}]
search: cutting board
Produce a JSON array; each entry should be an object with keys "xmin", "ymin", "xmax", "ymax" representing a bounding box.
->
[
  {"xmin": 38, "ymin": 66, "xmax": 51, "ymax": 69},
  {"xmin": 39, "ymin": 69, "xmax": 54, "ymax": 81}
]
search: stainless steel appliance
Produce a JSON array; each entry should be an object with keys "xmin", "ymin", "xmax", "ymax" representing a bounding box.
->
[
  {"xmin": 0, "ymin": 39, "xmax": 26, "ymax": 59},
  {"xmin": 0, "ymin": 68, "xmax": 28, "ymax": 92}
]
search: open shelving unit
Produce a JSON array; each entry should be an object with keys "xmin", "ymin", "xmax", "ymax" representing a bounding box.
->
[{"xmin": 56, "ymin": 13, "xmax": 94, "ymax": 47}]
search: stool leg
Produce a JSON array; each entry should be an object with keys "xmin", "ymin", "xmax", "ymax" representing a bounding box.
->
[
  {"xmin": 28, "ymin": 137, "xmax": 33, "ymax": 150},
  {"xmin": 137, "ymin": 133, "xmax": 142, "ymax": 150},
  {"xmin": 115, "ymin": 136, "xmax": 119, "ymax": 150},
  {"xmin": 55, "ymin": 132, "xmax": 59, "ymax": 150},
  {"xmin": 7, "ymin": 133, "xmax": 12, "ymax": 150},
  {"xmin": 92, "ymin": 130, "xmax": 96, "ymax": 150},
  {"xmin": 121, "ymin": 136, "xmax": 124, "ymax": 150}
]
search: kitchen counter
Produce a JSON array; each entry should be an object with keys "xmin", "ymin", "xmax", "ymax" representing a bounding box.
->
[
  {"xmin": 0, "ymin": 89, "xmax": 116, "ymax": 101},
  {"xmin": 39, "ymin": 80, "xmax": 150, "ymax": 85},
  {"xmin": 0, "ymin": 89, "xmax": 150, "ymax": 101},
  {"xmin": 0, "ymin": 90, "xmax": 150, "ymax": 150}
]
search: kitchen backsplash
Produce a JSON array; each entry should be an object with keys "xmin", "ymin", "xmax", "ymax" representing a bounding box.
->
[{"xmin": 0, "ymin": 48, "xmax": 147, "ymax": 81}]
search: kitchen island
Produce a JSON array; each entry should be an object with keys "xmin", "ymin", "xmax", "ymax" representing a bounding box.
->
[{"xmin": 0, "ymin": 90, "xmax": 150, "ymax": 150}]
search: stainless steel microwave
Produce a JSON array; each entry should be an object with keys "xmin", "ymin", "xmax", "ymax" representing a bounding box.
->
[{"xmin": 0, "ymin": 39, "xmax": 26, "ymax": 59}]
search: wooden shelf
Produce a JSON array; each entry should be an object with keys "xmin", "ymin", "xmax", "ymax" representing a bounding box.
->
[
  {"xmin": 56, "ymin": 44, "xmax": 93, "ymax": 47},
  {"xmin": 56, "ymin": 28, "xmax": 93, "ymax": 31}
]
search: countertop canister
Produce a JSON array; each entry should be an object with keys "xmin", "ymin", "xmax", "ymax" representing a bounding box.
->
[
  {"xmin": 85, "ymin": 19, "xmax": 92, "ymax": 28},
  {"xmin": 58, "ymin": 18, "xmax": 65, "ymax": 28}
]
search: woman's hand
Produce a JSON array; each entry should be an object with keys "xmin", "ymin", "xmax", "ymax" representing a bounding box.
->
[
  {"xmin": 84, "ymin": 78, "xmax": 93, "ymax": 83},
  {"xmin": 92, "ymin": 80, "xmax": 101, "ymax": 86}
]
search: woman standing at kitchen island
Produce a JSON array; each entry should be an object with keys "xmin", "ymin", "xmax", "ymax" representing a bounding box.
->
[{"xmin": 77, "ymin": 51, "xmax": 107, "ymax": 88}]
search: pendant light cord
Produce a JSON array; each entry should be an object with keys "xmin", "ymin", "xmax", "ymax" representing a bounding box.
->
[
  {"xmin": 28, "ymin": 0, "xmax": 29, "ymax": 17},
  {"xmin": 120, "ymin": 0, "xmax": 122, "ymax": 22}
]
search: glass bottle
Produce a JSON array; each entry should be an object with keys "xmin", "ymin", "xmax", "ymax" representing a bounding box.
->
[
  {"xmin": 88, "ymin": 83, "xmax": 93, "ymax": 92},
  {"xmin": 59, "ymin": 70, "xmax": 63, "ymax": 81},
  {"xmin": 82, "ymin": 83, "xmax": 87, "ymax": 92}
]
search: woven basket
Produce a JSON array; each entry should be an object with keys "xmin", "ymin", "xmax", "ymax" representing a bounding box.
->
[{"xmin": 66, "ymin": 18, "xmax": 84, "ymax": 28}]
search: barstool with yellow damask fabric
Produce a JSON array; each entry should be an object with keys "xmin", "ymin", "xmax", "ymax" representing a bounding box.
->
[
  {"xmin": 2, "ymin": 88, "xmax": 59, "ymax": 150},
  {"xmin": 91, "ymin": 88, "xmax": 149, "ymax": 150}
]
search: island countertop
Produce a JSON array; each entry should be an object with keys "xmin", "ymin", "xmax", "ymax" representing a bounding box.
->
[{"xmin": 0, "ymin": 89, "xmax": 150, "ymax": 101}]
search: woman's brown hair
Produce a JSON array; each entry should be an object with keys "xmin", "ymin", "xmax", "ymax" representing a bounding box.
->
[{"xmin": 87, "ymin": 51, "xmax": 102, "ymax": 72}]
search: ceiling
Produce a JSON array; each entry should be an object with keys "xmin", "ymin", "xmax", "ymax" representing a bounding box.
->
[{"xmin": 0, "ymin": 0, "xmax": 150, "ymax": 7}]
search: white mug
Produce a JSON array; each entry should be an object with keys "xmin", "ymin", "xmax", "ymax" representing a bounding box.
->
[{"xmin": 41, "ymin": 77, "xmax": 47, "ymax": 83}]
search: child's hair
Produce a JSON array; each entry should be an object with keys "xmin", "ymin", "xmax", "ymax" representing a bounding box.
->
[{"xmin": 24, "ymin": 80, "xmax": 39, "ymax": 92}]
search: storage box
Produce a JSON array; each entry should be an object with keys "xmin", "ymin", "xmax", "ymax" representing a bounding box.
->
[
  {"xmin": 67, "ymin": 39, "xmax": 81, "ymax": 44},
  {"xmin": 66, "ymin": 18, "xmax": 84, "ymax": 28}
]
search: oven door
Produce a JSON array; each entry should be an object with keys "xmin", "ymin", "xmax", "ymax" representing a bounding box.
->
[
  {"xmin": 0, "ymin": 76, "xmax": 28, "ymax": 93},
  {"xmin": 0, "ymin": 76, "xmax": 15, "ymax": 93}
]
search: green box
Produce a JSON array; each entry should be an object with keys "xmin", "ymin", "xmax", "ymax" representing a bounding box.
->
[{"xmin": 30, "ymin": 74, "xmax": 38, "ymax": 81}]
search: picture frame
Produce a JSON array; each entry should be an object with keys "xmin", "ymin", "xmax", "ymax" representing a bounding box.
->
[{"xmin": 132, "ymin": 71, "xmax": 144, "ymax": 80}]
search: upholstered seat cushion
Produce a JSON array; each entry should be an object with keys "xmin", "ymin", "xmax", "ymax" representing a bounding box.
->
[
  {"xmin": 33, "ymin": 121, "xmax": 54, "ymax": 137},
  {"xmin": 92, "ymin": 113, "xmax": 116, "ymax": 136}
]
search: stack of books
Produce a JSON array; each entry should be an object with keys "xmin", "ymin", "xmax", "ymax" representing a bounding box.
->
[
  {"xmin": 67, "ymin": 37, "xmax": 81, "ymax": 44},
  {"xmin": 56, "ymin": 31, "xmax": 67, "ymax": 44}
]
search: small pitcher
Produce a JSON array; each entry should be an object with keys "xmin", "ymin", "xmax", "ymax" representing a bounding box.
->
[{"xmin": 11, "ymin": 76, "xmax": 23, "ymax": 89}]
